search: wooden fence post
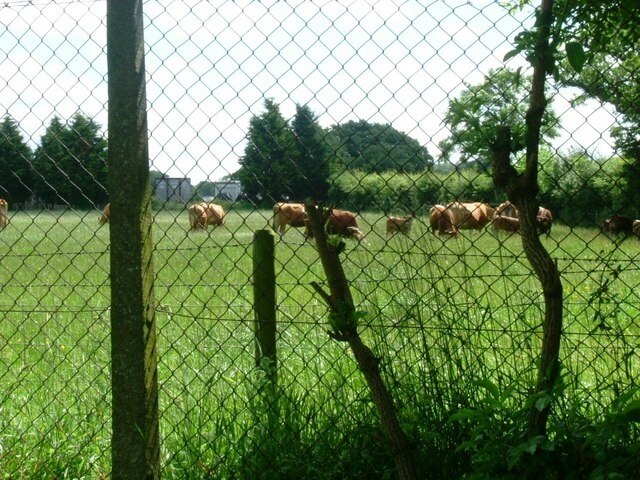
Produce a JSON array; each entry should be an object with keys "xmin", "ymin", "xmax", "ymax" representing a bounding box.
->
[
  {"xmin": 253, "ymin": 229, "xmax": 277, "ymax": 387},
  {"xmin": 107, "ymin": 1, "xmax": 160, "ymax": 479}
]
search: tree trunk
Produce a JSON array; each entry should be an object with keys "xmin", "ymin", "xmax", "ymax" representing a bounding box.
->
[
  {"xmin": 305, "ymin": 202, "xmax": 418, "ymax": 480},
  {"xmin": 491, "ymin": 0, "xmax": 563, "ymax": 440}
]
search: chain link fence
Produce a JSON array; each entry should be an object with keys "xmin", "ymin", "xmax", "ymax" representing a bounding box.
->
[{"xmin": 1, "ymin": 0, "xmax": 639, "ymax": 478}]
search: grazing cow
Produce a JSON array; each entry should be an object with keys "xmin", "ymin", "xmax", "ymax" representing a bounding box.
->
[
  {"xmin": 492, "ymin": 215, "xmax": 520, "ymax": 233},
  {"xmin": 446, "ymin": 202, "xmax": 493, "ymax": 230},
  {"xmin": 188, "ymin": 202, "xmax": 226, "ymax": 231},
  {"xmin": 386, "ymin": 214, "xmax": 416, "ymax": 236},
  {"xmin": 633, "ymin": 220, "xmax": 640, "ymax": 239},
  {"xmin": 429, "ymin": 205, "xmax": 458, "ymax": 236},
  {"xmin": 495, "ymin": 201, "xmax": 518, "ymax": 219},
  {"xmin": 0, "ymin": 199, "xmax": 8, "ymax": 229},
  {"xmin": 98, "ymin": 203, "xmax": 111, "ymax": 225},
  {"xmin": 305, "ymin": 208, "xmax": 363, "ymax": 240},
  {"xmin": 494, "ymin": 201, "xmax": 553, "ymax": 236},
  {"xmin": 273, "ymin": 202, "xmax": 306, "ymax": 235},
  {"xmin": 536, "ymin": 207, "xmax": 554, "ymax": 236},
  {"xmin": 602, "ymin": 214, "xmax": 634, "ymax": 235}
]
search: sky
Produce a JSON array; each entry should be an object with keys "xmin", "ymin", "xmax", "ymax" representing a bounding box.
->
[{"xmin": 0, "ymin": 0, "xmax": 618, "ymax": 184}]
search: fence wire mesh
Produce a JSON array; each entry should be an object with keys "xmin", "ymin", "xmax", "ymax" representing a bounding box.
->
[{"xmin": 1, "ymin": 0, "xmax": 639, "ymax": 478}]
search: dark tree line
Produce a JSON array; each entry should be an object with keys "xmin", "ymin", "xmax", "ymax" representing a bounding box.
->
[
  {"xmin": 0, "ymin": 112, "xmax": 108, "ymax": 208},
  {"xmin": 236, "ymin": 99, "xmax": 434, "ymax": 205}
]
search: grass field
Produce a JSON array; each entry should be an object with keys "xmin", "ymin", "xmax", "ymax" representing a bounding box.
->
[{"xmin": 0, "ymin": 207, "xmax": 639, "ymax": 478}]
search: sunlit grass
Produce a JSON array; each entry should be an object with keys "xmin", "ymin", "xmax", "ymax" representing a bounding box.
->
[{"xmin": 0, "ymin": 207, "xmax": 638, "ymax": 478}]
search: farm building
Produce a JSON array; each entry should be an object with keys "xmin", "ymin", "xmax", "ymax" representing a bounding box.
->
[
  {"xmin": 153, "ymin": 177, "xmax": 193, "ymax": 203},
  {"xmin": 213, "ymin": 180, "xmax": 243, "ymax": 201}
]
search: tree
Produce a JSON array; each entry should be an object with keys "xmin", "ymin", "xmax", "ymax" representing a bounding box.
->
[
  {"xmin": 550, "ymin": 1, "xmax": 640, "ymax": 207},
  {"xmin": 439, "ymin": 67, "xmax": 560, "ymax": 168},
  {"xmin": 64, "ymin": 113, "xmax": 109, "ymax": 207},
  {"xmin": 538, "ymin": 149, "xmax": 626, "ymax": 225},
  {"xmin": 327, "ymin": 120, "xmax": 433, "ymax": 173},
  {"xmin": 33, "ymin": 113, "xmax": 108, "ymax": 207},
  {"xmin": 490, "ymin": 0, "xmax": 563, "ymax": 447},
  {"xmin": 290, "ymin": 104, "xmax": 329, "ymax": 201},
  {"xmin": 195, "ymin": 180, "xmax": 215, "ymax": 198},
  {"xmin": 495, "ymin": 0, "xmax": 640, "ymax": 445},
  {"xmin": 237, "ymin": 99, "xmax": 297, "ymax": 204},
  {"xmin": 0, "ymin": 116, "xmax": 35, "ymax": 206},
  {"xmin": 33, "ymin": 116, "xmax": 69, "ymax": 206}
]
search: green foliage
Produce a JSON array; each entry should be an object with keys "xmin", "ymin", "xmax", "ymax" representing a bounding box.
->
[
  {"xmin": 327, "ymin": 149, "xmax": 633, "ymax": 224},
  {"xmin": 32, "ymin": 113, "xmax": 108, "ymax": 208},
  {"xmin": 328, "ymin": 300, "xmax": 365, "ymax": 333},
  {"xmin": 450, "ymin": 380, "xmax": 539, "ymax": 479},
  {"xmin": 509, "ymin": 1, "xmax": 640, "ymax": 209},
  {"xmin": 565, "ymin": 41, "xmax": 585, "ymax": 73},
  {"xmin": 291, "ymin": 104, "xmax": 330, "ymax": 201},
  {"xmin": 328, "ymin": 168, "xmax": 501, "ymax": 212},
  {"xmin": 236, "ymin": 99, "xmax": 298, "ymax": 205},
  {"xmin": 194, "ymin": 179, "xmax": 215, "ymax": 198},
  {"xmin": 0, "ymin": 116, "xmax": 35, "ymax": 205},
  {"xmin": 327, "ymin": 120, "xmax": 433, "ymax": 173},
  {"xmin": 538, "ymin": 149, "xmax": 630, "ymax": 225},
  {"xmin": 237, "ymin": 104, "xmax": 434, "ymax": 205},
  {"xmin": 328, "ymin": 170, "xmax": 426, "ymax": 212},
  {"xmin": 438, "ymin": 67, "xmax": 560, "ymax": 167}
]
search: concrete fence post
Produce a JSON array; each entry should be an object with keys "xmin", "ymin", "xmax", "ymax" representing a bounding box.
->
[{"xmin": 107, "ymin": 0, "xmax": 160, "ymax": 478}]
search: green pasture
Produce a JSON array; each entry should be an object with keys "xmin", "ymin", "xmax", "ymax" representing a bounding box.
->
[{"xmin": 0, "ymin": 208, "xmax": 639, "ymax": 478}]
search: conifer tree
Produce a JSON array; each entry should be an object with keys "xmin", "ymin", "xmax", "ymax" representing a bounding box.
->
[
  {"xmin": 33, "ymin": 113, "xmax": 108, "ymax": 207},
  {"xmin": 0, "ymin": 116, "xmax": 35, "ymax": 206},
  {"xmin": 291, "ymin": 104, "xmax": 329, "ymax": 202},
  {"xmin": 237, "ymin": 99, "xmax": 296, "ymax": 204}
]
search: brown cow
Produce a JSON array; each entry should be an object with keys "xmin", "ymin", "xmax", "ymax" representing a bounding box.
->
[
  {"xmin": 273, "ymin": 202, "xmax": 306, "ymax": 235},
  {"xmin": 492, "ymin": 215, "xmax": 520, "ymax": 233},
  {"xmin": 536, "ymin": 207, "xmax": 554, "ymax": 236},
  {"xmin": 0, "ymin": 199, "xmax": 8, "ymax": 229},
  {"xmin": 188, "ymin": 202, "xmax": 226, "ymax": 231},
  {"xmin": 602, "ymin": 214, "xmax": 634, "ymax": 235},
  {"xmin": 98, "ymin": 203, "xmax": 111, "ymax": 225},
  {"xmin": 494, "ymin": 202, "xmax": 553, "ymax": 236},
  {"xmin": 386, "ymin": 214, "xmax": 415, "ymax": 236},
  {"xmin": 495, "ymin": 201, "xmax": 518, "ymax": 219},
  {"xmin": 446, "ymin": 202, "xmax": 493, "ymax": 230},
  {"xmin": 305, "ymin": 208, "xmax": 363, "ymax": 240},
  {"xmin": 429, "ymin": 205, "xmax": 457, "ymax": 236}
]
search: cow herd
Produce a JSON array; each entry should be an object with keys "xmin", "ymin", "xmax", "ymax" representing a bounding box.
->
[
  {"xmin": 271, "ymin": 201, "xmax": 550, "ymax": 240},
  {"xmin": 428, "ymin": 201, "xmax": 555, "ymax": 237},
  {"xmin": 273, "ymin": 202, "xmax": 364, "ymax": 240},
  {"xmin": 602, "ymin": 214, "xmax": 640, "ymax": 238},
  {"xmin": 0, "ymin": 197, "xmax": 638, "ymax": 242}
]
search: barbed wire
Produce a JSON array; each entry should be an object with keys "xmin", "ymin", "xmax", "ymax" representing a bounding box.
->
[
  {"xmin": 1, "ymin": 240, "xmax": 637, "ymax": 266},
  {"xmin": 2, "ymin": 304, "xmax": 637, "ymax": 343},
  {"xmin": 0, "ymin": 296, "xmax": 633, "ymax": 320}
]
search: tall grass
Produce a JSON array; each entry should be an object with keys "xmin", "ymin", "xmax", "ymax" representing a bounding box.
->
[{"xmin": 0, "ymin": 208, "xmax": 638, "ymax": 478}]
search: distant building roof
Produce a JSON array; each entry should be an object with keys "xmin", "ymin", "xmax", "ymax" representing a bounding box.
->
[{"xmin": 153, "ymin": 177, "xmax": 193, "ymax": 202}]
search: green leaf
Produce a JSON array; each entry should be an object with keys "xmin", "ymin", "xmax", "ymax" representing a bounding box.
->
[
  {"xmin": 449, "ymin": 408, "xmax": 481, "ymax": 422},
  {"xmin": 476, "ymin": 379, "xmax": 500, "ymax": 400},
  {"xmin": 503, "ymin": 49, "xmax": 520, "ymax": 62},
  {"xmin": 535, "ymin": 394, "xmax": 552, "ymax": 411},
  {"xmin": 622, "ymin": 400, "xmax": 640, "ymax": 422},
  {"xmin": 566, "ymin": 42, "xmax": 585, "ymax": 73}
]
